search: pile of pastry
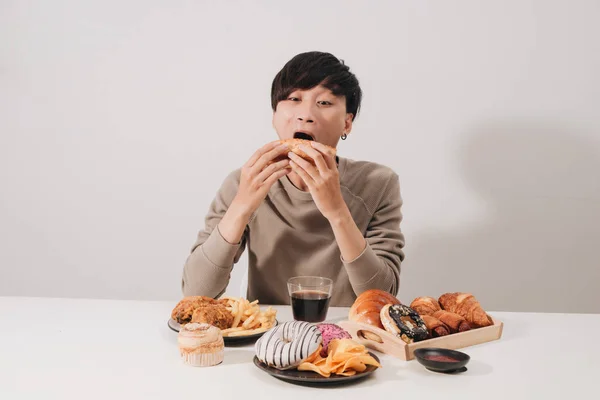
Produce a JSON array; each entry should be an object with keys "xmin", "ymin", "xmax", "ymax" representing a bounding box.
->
[
  {"xmin": 410, "ymin": 293, "xmax": 493, "ymax": 338},
  {"xmin": 349, "ymin": 290, "xmax": 493, "ymax": 344}
]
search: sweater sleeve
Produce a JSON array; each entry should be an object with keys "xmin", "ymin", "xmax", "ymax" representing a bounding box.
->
[
  {"xmin": 181, "ymin": 170, "xmax": 247, "ymax": 298},
  {"xmin": 342, "ymin": 173, "xmax": 405, "ymax": 297}
]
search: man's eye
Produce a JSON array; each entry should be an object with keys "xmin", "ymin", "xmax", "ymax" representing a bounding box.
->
[
  {"xmin": 288, "ymin": 97, "xmax": 299, "ymax": 101},
  {"xmin": 318, "ymin": 101, "xmax": 332, "ymax": 106}
]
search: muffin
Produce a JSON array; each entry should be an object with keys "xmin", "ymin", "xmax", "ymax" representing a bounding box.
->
[{"xmin": 178, "ymin": 323, "xmax": 224, "ymax": 367}]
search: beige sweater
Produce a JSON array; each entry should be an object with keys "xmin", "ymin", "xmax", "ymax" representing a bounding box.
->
[{"xmin": 181, "ymin": 157, "xmax": 405, "ymax": 307}]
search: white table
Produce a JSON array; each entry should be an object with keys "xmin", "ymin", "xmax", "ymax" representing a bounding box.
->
[{"xmin": 0, "ymin": 297, "xmax": 598, "ymax": 399}]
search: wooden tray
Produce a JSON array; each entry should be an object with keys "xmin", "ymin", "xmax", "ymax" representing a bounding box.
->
[{"xmin": 338, "ymin": 316, "xmax": 503, "ymax": 361}]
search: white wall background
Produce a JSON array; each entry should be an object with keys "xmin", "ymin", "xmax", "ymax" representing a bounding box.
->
[{"xmin": 1, "ymin": 0, "xmax": 599, "ymax": 313}]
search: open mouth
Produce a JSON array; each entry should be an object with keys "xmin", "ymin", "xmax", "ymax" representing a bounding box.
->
[{"xmin": 293, "ymin": 132, "xmax": 314, "ymax": 141}]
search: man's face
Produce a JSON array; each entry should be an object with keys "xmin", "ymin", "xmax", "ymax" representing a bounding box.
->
[{"xmin": 272, "ymin": 85, "xmax": 353, "ymax": 148}]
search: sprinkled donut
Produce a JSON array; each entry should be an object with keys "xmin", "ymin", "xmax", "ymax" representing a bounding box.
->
[
  {"xmin": 380, "ymin": 304, "xmax": 428, "ymax": 343},
  {"xmin": 255, "ymin": 321, "xmax": 322, "ymax": 370},
  {"xmin": 316, "ymin": 323, "xmax": 352, "ymax": 357}
]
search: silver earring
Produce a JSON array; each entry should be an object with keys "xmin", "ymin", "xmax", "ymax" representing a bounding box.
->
[{"xmin": 341, "ymin": 133, "xmax": 347, "ymax": 140}]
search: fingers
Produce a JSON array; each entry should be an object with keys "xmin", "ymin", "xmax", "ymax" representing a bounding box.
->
[
  {"xmin": 297, "ymin": 144, "xmax": 330, "ymax": 175},
  {"xmin": 310, "ymin": 141, "xmax": 336, "ymax": 170},
  {"xmin": 262, "ymin": 166, "xmax": 291, "ymax": 188},
  {"xmin": 288, "ymin": 151, "xmax": 321, "ymax": 182},
  {"xmin": 250, "ymin": 143, "xmax": 289, "ymax": 175},
  {"xmin": 244, "ymin": 141, "xmax": 281, "ymax": 169},
  {"xmin": 289, "ymin": 159, "xmax": 315, "ymax": 189},
  {"xmin": 255, "ymin": 159, "xmax": 290, "ymax": 184}
]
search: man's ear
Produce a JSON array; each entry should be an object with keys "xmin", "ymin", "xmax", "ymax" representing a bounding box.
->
[{"xmin": 344, "ymin": 113, "xmax": 354, "ymax": 136}]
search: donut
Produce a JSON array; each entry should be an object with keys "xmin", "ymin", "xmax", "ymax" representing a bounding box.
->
[
  {"xmin": 316, "ymin": 323, "xmax": 352, "ymax": 357},
  {"xmin": 380, "ymin": 304, "xmax": 428, "ymax": 344},
  {"xmin": 255, "ymin": 321, "xmax": 322, "ymax": 370}
]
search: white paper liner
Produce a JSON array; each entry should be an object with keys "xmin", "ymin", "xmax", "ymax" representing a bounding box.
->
[{"xmin": 180, "ymin": 349, "xmax": 224, "ymax": 367}]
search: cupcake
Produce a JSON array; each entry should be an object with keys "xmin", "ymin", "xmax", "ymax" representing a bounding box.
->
[{"xmin": 178, "ymin": 323, "xmax": 224, "ymax": 367}]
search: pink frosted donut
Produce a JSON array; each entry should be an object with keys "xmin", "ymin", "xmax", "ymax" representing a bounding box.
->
[{"xmin": 316, "ymin": 323, "xmax": 352, "ymax": 357}]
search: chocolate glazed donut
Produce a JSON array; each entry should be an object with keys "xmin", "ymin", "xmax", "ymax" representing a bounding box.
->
[{"xmin": 380, "ymin": 304, "xmax": 428, "ymax": 344}]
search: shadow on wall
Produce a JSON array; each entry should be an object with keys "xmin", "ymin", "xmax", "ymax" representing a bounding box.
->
[{"xmin": 402, "ymin": 119, "xmax": 600, "ymax": 313}]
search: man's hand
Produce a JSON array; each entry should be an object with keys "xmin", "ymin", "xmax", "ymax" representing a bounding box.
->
[
  {"xmin": 232, "ymin": 141, "xmax": 291, "ymax": 216},
  {"xmin": 287, "ymin": 141, "xmax": 347, "ymax": 222},
  {"xmin": 219, "ymin": 142, "xmax": 290, "ymax": 244}
]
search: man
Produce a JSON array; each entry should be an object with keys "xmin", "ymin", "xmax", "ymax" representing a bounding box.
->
[{"xmin": 182, "ymin": 51, "xmax": 405, "ymax": 306}]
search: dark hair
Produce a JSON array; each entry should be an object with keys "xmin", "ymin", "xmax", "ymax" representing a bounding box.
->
[{"xmin": 271, "ymin": 51, "xmax": 362, "ymax": 121}]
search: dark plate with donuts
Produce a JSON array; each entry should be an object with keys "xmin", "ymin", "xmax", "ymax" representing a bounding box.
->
[
  {"xmin": 253, "ymin": 352, "xmax": 380, "ymax": 385},
  {"xmin": 167, "ymin": 318, "xmax": 279, "ymax": 344}
]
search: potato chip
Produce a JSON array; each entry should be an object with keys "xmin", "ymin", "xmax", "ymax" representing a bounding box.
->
[
  {"xmin": 341, "ymin": 357, "xmax": 367, "ymax": 373},
  {"xmin": 298, "ymin": 338, "xmax": 381, "ymax": 377},
  {"xmin": 358, "ymin": 354, "xmax": 381, "ymax": 367},
  {"xmin": 298, "ymin": 362, "xmax": 331, "ymax": 377},
  {"xmin": 336, "ymin": 369, "xmax": 357, "ymax": 377},
  {"xmin": 304, "ymin": 345, "xmax": 322, "ymax": 364}
]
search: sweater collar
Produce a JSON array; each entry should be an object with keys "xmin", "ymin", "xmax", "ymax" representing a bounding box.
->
[{"xmin": 280, "ymin": 156, "xmax": 347, "ymax": 201}]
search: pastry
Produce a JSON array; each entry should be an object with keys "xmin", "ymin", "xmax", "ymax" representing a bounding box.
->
[
  {"xmin": 348, "ymin": 289, "xmax": 401, "ymax": 329},
  {"xmin": 410, "ymin": 296, "xmax": 442, "ymax": 316},
  {"xmin": 177, "ymin": 323, "xmax": 224, "ymax": 367},
  {"xmin": 316, "ymin": 323, "xmax": 352, "ymax": 357},
  {"xmin": 432, "ymin": 310, "xmax": 472, "ymax": 333},
  {"xmin": 380, "ymin": 304, "xmax": 428, "ymax": 344},
  {"xmin": 255, "ymin": 321, "xmax": 322, "ymax": 370},
  {"xmin": 438, "ymin": 292, "xmax": 493, "ymax": 327},
  {"xmin": 421, "ymin": 315, "xmax": 451, "ymax": 338},
  {"xmin": 272, "ymin": 138, "xmax": 336, "ymax": 165},
  {"xmin": 190, "ymin": 303, "xmax": 233, "ymax": 330}
]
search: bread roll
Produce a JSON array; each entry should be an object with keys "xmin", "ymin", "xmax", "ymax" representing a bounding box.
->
[
  {"xmin": 348, "ymin": 289, "xmax": 401, "ymax": 329},
  {"xmin": 272, "ymin": 139, "xmax": 336, "ymax": 165}
]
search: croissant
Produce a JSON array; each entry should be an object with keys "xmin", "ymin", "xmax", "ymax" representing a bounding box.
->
[
  {"xmin": 438, "ymin": 292, "xmax": 493, "ymax": 328},
  {"xmin": 432, "ymin": 310, "xmax": 472, "ymax": 333},
  {"xmin": 421, "ymin": 315, "xmax": 451, "ymax": 338},
  {"xmin": 410, "ymin": 296, "xmax": 442, "ymax": 316}
]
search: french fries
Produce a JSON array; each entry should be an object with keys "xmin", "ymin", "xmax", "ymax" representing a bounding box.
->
[{"xmin": 220, "ymin": 296, "xmax": 277, "ymax": 337}]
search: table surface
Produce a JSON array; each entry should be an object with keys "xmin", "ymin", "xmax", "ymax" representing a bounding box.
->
[{"xmin": 1, "ymin": 297, "xmax": 598, "ymax": 399}]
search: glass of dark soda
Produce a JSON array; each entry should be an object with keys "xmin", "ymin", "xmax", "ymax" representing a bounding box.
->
[{"xmin": 287, "ymin": 276, "xmax": 333, "ymax": 323}]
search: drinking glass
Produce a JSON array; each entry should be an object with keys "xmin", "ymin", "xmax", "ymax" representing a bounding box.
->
[{"xmin": 287, "ymin": 276, "xmax": 333, "ymax": 322}]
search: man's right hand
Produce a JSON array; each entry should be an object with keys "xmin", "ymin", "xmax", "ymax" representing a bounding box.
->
[{"xmin": 218, "ymin": 141, "xmax": 290, "ymax": 244}]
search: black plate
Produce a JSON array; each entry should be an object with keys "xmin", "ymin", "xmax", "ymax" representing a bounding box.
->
[
  {"xmin": 413, "ymin": 348, "xmax": 470, "ymax": 373},
  {"xmin": 167, "ymin": 318, "xmax": 278, "ymax": 344},
  {"xmin": 253, "ymin": 352, "xmax": 380, "ymax": 385}
]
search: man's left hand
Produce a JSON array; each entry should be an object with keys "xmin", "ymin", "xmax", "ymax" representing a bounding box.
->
[{"xmin": 288, "ymin": 142, "xmax": 347, "ymax": 222}]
